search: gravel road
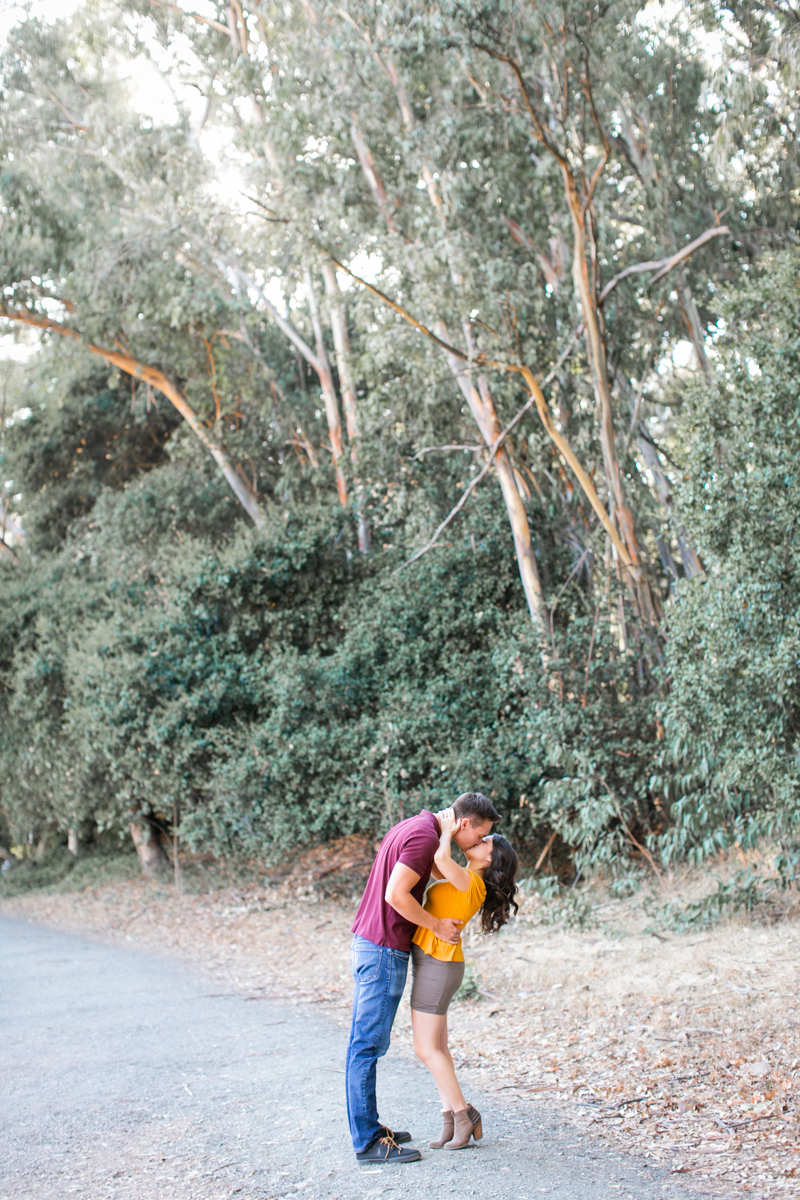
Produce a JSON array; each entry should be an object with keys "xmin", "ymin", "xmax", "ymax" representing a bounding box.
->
[{"xmin": 1, "ymin": 917, "xmax": 697, "ymax": 1200}]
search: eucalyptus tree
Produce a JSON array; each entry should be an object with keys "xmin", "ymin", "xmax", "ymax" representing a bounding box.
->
[
  {"xmin": 129, "ymin": 0, "xmax": 372, "ymax": 538},
  {"xmin": 235, "ymin": 0, "xmax": 741, "ymax": 666},
  {"xmin": 4, "ymin": 0, "xmax": 746, "ymax": 653},
  {"xmin": 0, "ymin": 7, "xmax": 278, "ymax": 528},
  {"xmin": 80, "ymin": 0, "xmax": 554, "ymax": 642}
]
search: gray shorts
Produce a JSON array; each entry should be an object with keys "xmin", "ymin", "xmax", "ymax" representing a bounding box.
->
[{"xmin": 410, "ymin": 944, "xmax": 465, "ymax": 1015}]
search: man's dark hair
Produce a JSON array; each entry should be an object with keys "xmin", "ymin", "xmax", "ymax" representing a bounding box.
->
[{"xmin": 452, "ymin": 791, "xmax": 500, "ymax": 825}]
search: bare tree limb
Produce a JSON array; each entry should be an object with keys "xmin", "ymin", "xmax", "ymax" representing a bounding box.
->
[
  {"xmin": 231, "ymin": 266, "xmax": 324, "ymax": 374},
  {"xmin": 598, "ymin": 226, "xmax": 730, "ymax": 306},
  {"xmin": 473, "ymin": 43, "xmax": 568, "ymax": 166},
  {"xmin": 303, "ymin": 268, "xmax": 347, "ymax": 505},
  {"xmin": 412, "ymin": 444, "xmax": 481, "ymax": 459},
  {"xmin": 350, "ymin": 116, "xmax": 398, "ymax": 235},
  {"xmin": 330, "ymin": 259, "xmax": 472, "ymax": 361},
  {"xmin": 609, "ymin": 791, "xmax": 663, "ymax": 882},
  {"xmin": 534, "ymin": 829, "xmax": 558, "ymax": 872},
  {"xmin": 0, "ymin": 307, "xmax": 265, "ymax": 527}
]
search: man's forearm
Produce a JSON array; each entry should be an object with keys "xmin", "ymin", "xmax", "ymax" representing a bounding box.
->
[{"xmin": 385, "ymin": 889, "xmax": 439, "ymax": 933}]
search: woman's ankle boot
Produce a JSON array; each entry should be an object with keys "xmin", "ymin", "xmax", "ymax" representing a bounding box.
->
[
  {"xmin": 429, "ymin": 1110, "xmax": 454, "ymax": 1148},
  {"xmin": 447, "ymin": 1107, "xmax": 479, "ymax": 1150}
]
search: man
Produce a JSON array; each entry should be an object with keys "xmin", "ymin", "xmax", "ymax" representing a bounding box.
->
[{"xmin": 345, "ymin": 791, "xmax": 500, "ymax": 1165}]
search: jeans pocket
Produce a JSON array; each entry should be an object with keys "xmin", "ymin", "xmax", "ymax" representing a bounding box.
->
[{"xmin": 352, "ymin": 946, "xmax": 383, "ymax": 985}]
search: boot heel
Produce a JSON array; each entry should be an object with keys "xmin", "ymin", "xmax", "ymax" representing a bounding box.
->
[{"xmin": 466, "ymin": 1103, "xmax": 483, "ymax": 1142}]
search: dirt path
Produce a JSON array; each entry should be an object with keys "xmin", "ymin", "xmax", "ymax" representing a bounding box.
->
[
  {"xmin": 2, "ymin": 874, "xmax": 798, "ymax": 1197},
  {"xmin": 2, "ymin": 916, "xmax": 692, "ymax": 1200}
]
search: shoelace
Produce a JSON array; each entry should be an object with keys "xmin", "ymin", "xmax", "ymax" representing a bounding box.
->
[{"xmin": 378, "ymin": 1132, "xmax": 400, "ymax": 1159}]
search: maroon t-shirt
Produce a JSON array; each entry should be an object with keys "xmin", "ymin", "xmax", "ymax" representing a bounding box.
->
[{"xmin": 352, "ymin": 810, "xmax": 440, "ymax": 951}]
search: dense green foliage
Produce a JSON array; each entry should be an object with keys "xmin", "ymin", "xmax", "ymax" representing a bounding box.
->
[
  {"xmin": 0, "ymin": 352, "xmax": 658, "ymax": 870},
  {"xmin": 1, "ymin": 0, "xmax": 799, "ymax": 892},
  {"xmin": 658, "ymin": 254, "xmax": 800, "ymax": 870}
]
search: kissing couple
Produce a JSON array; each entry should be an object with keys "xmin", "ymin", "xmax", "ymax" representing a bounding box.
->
[{"xmin": 345, "ymin": 792, "xmax": 519, "ymax": 1163}]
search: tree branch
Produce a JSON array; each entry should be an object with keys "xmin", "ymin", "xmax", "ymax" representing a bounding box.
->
[
  {"xmin": 392, "ymin": 333, "xmax": 582, "ymax": 575},
  {"xmin": 472, "ymin": 44, "xmax": 568, "ymax": 166},
  {"xmin": 330, "ymin": 259, "xmax": 473, "ymax": 361},
  {"xmin": 350, "ymin": 116, "xmax": 399, "ymax": 235},
  {"xmin": 232, "ymin": 265, "xmax": 324, "ymax": 374},
  {"xmin": 412, "ymin": 444, "xmax": 481, "ymax": 459},
  {"xmin": 147, "ymin": 0, "xmax": 230, "ymax": 35},
  {"xmin": 598, "ymin": 226, "xmax": 730, "ymax": 306},
  {"xmin": 0, "ymin": 307, "xmax": 265, "ymax": 527},
  {"xmin": 581, "ymin": 71, "xmax": 611, "ymax": 214}
]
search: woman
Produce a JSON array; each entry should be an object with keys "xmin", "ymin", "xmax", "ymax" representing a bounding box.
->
[{"xmin": 410, "ymin": 807, "xmax": 519, "ymax": 1150}]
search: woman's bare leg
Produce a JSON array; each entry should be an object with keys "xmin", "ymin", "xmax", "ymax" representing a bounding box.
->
[
  {"xmin": 438, "ymin": 1015, "xmax": 457, "ymax": 1078},
  {"xmin": 412, "ymin": 1010, "xmax": 467, "ymax": 1112}
]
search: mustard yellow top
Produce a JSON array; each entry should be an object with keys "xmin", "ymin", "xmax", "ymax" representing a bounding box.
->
[{"xmin": 412, "ymin": 870, "xmax": 487, "ymax": 963}]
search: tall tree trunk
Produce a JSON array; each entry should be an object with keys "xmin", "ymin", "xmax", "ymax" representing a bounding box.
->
[
  {"xmin": 321, "ymin": 261, "xmax": 369, "ymax": 550},
  {"xmin": 130, "ymin": 817, "xmax": 168, "ymax": 878},
  {"xmin": 204, "ymin": 7, "xmax": 351, "ymax": 515},
  {"xmin": 231, "ymin": 267, "xmax": 351, "ymax": 508},
  {"xmin": 437, "ymin": 325, "xmax": 550, "ymax": 647},
  {"xmin": 565, "ymin": 185, "xmax": 660, "ymax": 628},
  {"xmin": 303, "ymin": 269, "xmax": 347, "ymax": 506},
  {"xmin": 321, "ymin": 262, "xmax": 360, "ymax": 447},
  {"xmin": 474, "ymin": 48, "xmax": 660, "ymax": 629}
]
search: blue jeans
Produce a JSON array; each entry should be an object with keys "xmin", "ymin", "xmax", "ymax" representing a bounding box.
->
[{"xmin": 345, "ymin": 934, "xmax": 409, "ymax": 1152}]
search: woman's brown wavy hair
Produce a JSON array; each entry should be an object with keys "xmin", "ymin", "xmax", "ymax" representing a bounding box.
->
[{"xmin": 479, "ymin": 835, "xmax": 520, "ymax": 933}]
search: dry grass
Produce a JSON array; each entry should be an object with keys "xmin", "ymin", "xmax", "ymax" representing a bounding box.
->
[{"xmin": 3, "ymin": 841, "xmax": 798, "ymax": 1197}]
